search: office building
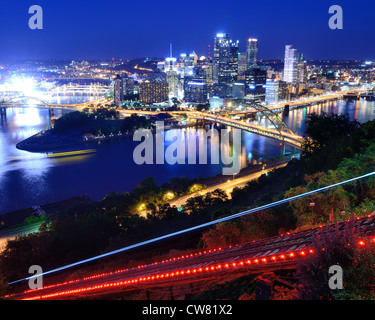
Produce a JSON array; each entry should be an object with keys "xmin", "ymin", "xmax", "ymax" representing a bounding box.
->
[
  {"xmin": 297, "ymin": 54, "xmax": 308, "ymax": 83},
  {"xmin": 238, "ymin": 52, "xmax": 247, "ymax": 76},
  {"xmin": 283, "ymin": 45, "xmax": 299, "ymax": 83},
  {"xmin": 213, "ymin": 33, "xmax": 239, "ymax": 84},
  {"xmin": 244, "ymin": 67, "xmax": 267, "ymax": 103},
  {"xmin": 246, "ymin": 38, "xmax": 258, "ymax": 69},
  {"xmin": 113, "ymin": 75, "xmax": 123, "ymax": 106},
  {"xmin": 139, "ymin": 80, "xmax": 169, "ymax": 104},
  {"xmin": 122, "ymin": 76, "xmax": 135, "ymax": 97},
  {"xmin": 265, "ymin": 79, "xmax": 279, "ymax": 105},
  {"xmin": 232, "ymin": 82, "xmax": 246, "ymax": 99},
  {"xmin": 184, "ymin": 81, "xmax": 208, "ymax": 104}
]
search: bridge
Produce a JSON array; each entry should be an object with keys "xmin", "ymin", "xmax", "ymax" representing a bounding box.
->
[
  {"xmin": 9, "ymin": 214, "xmax": 375, "ymax": 300},
  {"xmin": 0, "ymin": 95, "xmax": 109, "ymax": 111},
  {"xmin": 187, "ymin": 112, "xmax": 303, "ymax": 148},
  {"xmin": 119, "ymin": 109, "xmax": 304, "ymax": 149},
  {"xmin": 227, "ymin": 93, "xmax": 343, "ymax": 117},
  {"xmin": 343, "ymin": 91, "xmax": 375, "ymax": 100},
  {"xmin": 49, "ymin": 84, "xmax": 112, "ymax": 96}
]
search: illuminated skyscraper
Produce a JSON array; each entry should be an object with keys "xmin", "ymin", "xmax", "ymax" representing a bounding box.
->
[
  {"xmin": 265, "ymin": 79, "xmax": 279, "ymax": 105},
  {"xmin": 246, "ymin": 38, "xmax": 258, "ymax": 69},
  {"xmin": 184, "ymin": 81, "xmax": 208, "ymax": 104},
  {"xmin": 113, "ymin": 74, "xmax": 123, "ymax": 106},
  {"xmin": 229, "ymin": 40, "xmax": 239, "ymax": 78},
  {"xmin": 283, "ymin": 45, "xmax": 299, "ymax": 83},
  {"xmin": 213, "ymin": 33, "xmax": 239, "ymax": 84},
  {"xmin": 297, "ymin": 54, "xmax": 308, "ymax": 83},
  {"xmin": 139, "ymin": 80, "xmax": 169, "ymax": 104},
  {"xmin": 244, "ymin": 67, "xmax": 266, "ymax": 103},
  {"xmin": 165, "ymin": 47, "xmax": 179, "ymax": 99},
  {"xmin": 238, "ymin": 52, "xmax": 247, "ymax": 75}
]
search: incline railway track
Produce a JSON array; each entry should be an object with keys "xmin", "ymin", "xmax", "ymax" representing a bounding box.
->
[{"xmin": 8, "ymin": 214, "xmax": 375, "ymax": 300}]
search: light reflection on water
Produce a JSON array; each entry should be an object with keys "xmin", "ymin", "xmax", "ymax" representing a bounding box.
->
[{"xmin": 0, "ymin": 98, "xmax": 374, "ymax": 215}]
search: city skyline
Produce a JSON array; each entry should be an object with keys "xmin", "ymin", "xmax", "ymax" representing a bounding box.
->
[{"xmin": 0, "ymin": 0, "xmax": 374, "ymax": 62}]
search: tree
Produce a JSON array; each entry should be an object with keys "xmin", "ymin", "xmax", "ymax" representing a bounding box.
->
[{"xmin": 296, "ymin": 221, "xmax": 357, "ymax": 300}]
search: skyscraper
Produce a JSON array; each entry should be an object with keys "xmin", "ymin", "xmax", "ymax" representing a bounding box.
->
[
  {"xmin": 265, "ymin": 79, "xmax": 280, "ymax": 105},
  {"xmin": 283, "ymin": 45, "xmax": 299, "ymax": 83},
  {"xmin": 229, "ymin": 39, "xmax": 239, "ymax": 79},
  {"xmin": 139, "ymin": 80, "xmax": 169, "ymax": 104},
  {"xmin": 165, "ymin": 55, "xmax": 179, "ymax": 99},
  {"xmin": 213, "ymin": 33, "xmax": 239, "ymax": 84},
  {"xmin": 184, "ymin": 81, "xmax": 208, "ymax": 104},
  {"xmin": 113, "ymin": 75, "xmax": 123, "ymax": 106},
  {"xmin": 246, "ymin": 38, "xmax": 258, "ymax": 69},
  {"xmin": 122, "ymin": 75, "xmax": 135, "ymax": 97},
  {"xmin": 297, "ymin": 54, "xmax": 308, "ymax": 83},
  {"xmin": 244, "ymin": 67, "xmax": 267, "ymax": 103},
  {"xmin": 238, "ymin": 52, "xmax": 247, "ymax": 75}
]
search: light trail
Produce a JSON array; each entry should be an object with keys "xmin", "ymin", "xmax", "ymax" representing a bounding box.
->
[
  {"xmin": 8, "ymin": 149, "xmax": 96, "ymax": 161},
  {"xmin": 8, "ymin": 170, "xmax": 375, "ymax": 285},
  {"xmin": 46, "ymin": 149, "xmax": 97, "ymax": 158}
]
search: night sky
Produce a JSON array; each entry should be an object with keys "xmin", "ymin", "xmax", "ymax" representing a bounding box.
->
[{"xmin": 0, "ymin": 0, "xmax": 374, "ymax": 62}]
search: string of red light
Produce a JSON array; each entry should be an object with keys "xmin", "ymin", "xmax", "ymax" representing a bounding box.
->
[
  {"xmin": 9, "ymin": 214, "xmax": 375, "ymax": 300},
  {"xmin": 20, "ymin": 235, "xmax": 375, "ymax": 300},
  {"xmin": 21, "ymin": 248, "xmax": 314, "ymax": 300}
]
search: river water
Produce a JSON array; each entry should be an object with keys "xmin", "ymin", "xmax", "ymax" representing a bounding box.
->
[{"xmin": 0, "ymin": 97, "xmax": 374, "ymax": 215}]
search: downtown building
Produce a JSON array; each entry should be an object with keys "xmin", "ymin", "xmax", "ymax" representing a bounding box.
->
[
  {"xmin": 246, "ymin": 38, "xmax": 258, "ymax": 70},
  {"xmin": 184, "ymin": 81, "xmax": 208, "ymax": 104},
  {"xmin": 283, "ymin": 45, "xmax": 299, "ymax": 83},
  {"xmin": 297, "ymin": 54, "xmax": 308, "ymax": 83},
  {"xmin": 165, "ymin": 57, "xmax": 180, "ymax": 100},
  {"xmin": 213, "ymin": 33, "xmax": 239, "ymax": 85},
  {"xmin": 265, "ymin": 78, "xmax": 290, "ymax": 105},
  {"xmin": 113, "ymin": 74, "xmax": 123, "ymax": 106},
  {"xmin": 238, "ymin": 52, "xmax": 247, "ymax": 76},
  {"xmin": 139, "ymin": 80, "xmax": 169, "ymax": 105},
  {"xmin": 183, "ymin": 56, "xmax": 209, "ymax": 104},
  {"xmin": 244, "ymin": 67, "xmax": 267, "ymax": 103},
  {"xmin": 122, "ymin": 76, "xmax": 135, "ymax": 97}
]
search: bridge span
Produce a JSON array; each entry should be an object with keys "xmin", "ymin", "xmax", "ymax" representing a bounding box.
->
[
  {"xmin": 0, "ymin": 96, "xmax": 108, "ymax": 111},
  {"xmin": 120, "ymin": 109, "xmax": 304, "ymax": 148}
]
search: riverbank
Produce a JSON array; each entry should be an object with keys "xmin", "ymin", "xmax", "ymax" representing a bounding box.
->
[
  {"xmin": 16, "ymin": 123, "xmax": 196, "ymax": 152},
  {"xmin": 0, "ymin": 196, "xmax": 91, "ymax": 231}
]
